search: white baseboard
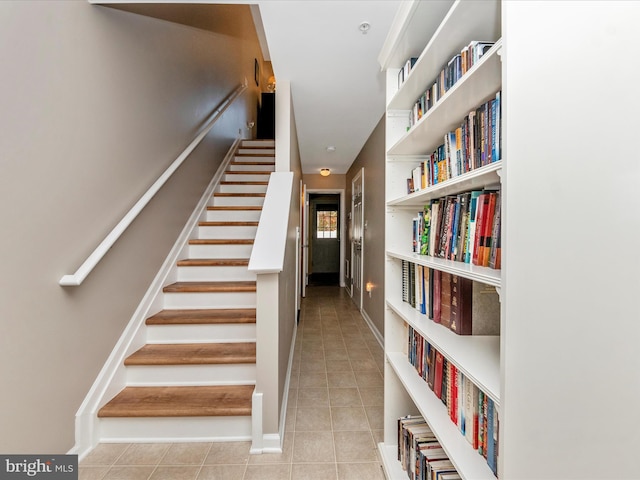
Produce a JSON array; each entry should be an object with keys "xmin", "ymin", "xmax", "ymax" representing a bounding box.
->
[
  {"xmin": 361, "ymin": 308, "xmax": 384, "ymax": 349},
  {"xmin": 72, "ymin": 139, "xmax": 241, "ymax": 460}
]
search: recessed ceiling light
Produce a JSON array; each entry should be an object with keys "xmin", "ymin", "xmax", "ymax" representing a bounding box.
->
[
  {"xmin": 359, "ymin": 22, "xmax": 370, "ymax": 34},
  {"xmin": 326, "ymin": 146, "xmax": 336, "ymax": 152}
]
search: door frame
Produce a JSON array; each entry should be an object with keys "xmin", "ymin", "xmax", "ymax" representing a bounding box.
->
[
  {"xmin": 303, "ymin": 188, "xmax": 346, "ymax": 291},
  {"xmin": 351, "ymin": 168, "xmax": 365, "ymax": 310}
]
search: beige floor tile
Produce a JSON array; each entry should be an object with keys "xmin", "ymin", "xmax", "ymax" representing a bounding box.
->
[
  {"xmin": 354, "ymin": 371, "xmax": 383, "ymax": 388},
  {"xmin": 149, "ymin": 466, "xmax": 200, "ymax": 480},
  {"xmin": 160, "ymin": 443, "xmax": 211, "ymax": 465},
  {"xmin": 203, "ymin": 442, "xmax": 251, "ymax": 465},
  {"xmin": 289, "ymin": 372, "xmax": 300, "ymax": 389},
  {"xmin": 300, "ymin": 359, "xmax": 327, "ymax": 373},
  {"xmin": 297, "ymin": 387, "xmax": 329, "ymax": 407},
  {"xmin": 243, "ymin": 463, "xmax": 291, "ymax": 479},
  {"xmin": 115, "ymin": 444, "xmax": 170, "ymax": 465},
  {"xmin": 327, "ymin": 371, "xmax": 357, "ymax": 388},
  {"xmin": 324, "ymin": 349, "xmax": 349, "ymax": 361},
  {"xmin": 358, "ymin": 387, "xmax": 383, "ymax": 406},
  {"xmin": 78, "ymin": 466, "xmax": 109, "ymax": 480},
  {"xmin": 285, "ymin": 408, "xmax": 296, "ymax": 432},
  {"xmin": 295, "ymin": 407, "xmax": 332, "ymax": 431},
  {"xmin": 81, "ymin": 444, "xmax": 130, "ymax": 466},
  {"xmin": 298, "ymin": 371, "xmax": 328, "ymax": 388},
  {"xmin": 331, "ymin": 407, "xmax": 370, "ymax": 431},
  {"xmin": 288, "ymin": 388, "xmax": 298, "ymax": 408},
  {"xmin": 328, "ymin": 388, "xmax": 362, "ymax": 407},
  {"xmin": 102, "ymin": 466, "xmax": 156, "ymax": 480},
  {"xmin": 326, "ymin": 359, "xmax": 352, "ymax": 372},
  {"xmin": 348, "ymin": 349, "xmax": 375, "ymax": 362},
  {"xmin": 292, "ymin": 431, "xmax": 335, "ymax": 463},
  {"xmin": 333, "ymin": 431, "xmax": 377, "ymax": 463},
  {"xmin": 371, "ymin": 430, "xmax": 384, "ymax": 445},
  {"xmin": 337, "ymin": 462, "xmax": 385, "ymax": 480},
  {"xmin": 364, "ymin": 406, "xmax": 384, "ymax": 430},
  {"xmin": 350, "ymin": 357, "xmax": 379, "ymax": 372},
  {"xmin": 197, "ymin": 465, "xmax": 246, "ymax": 480},
  {"xmin": 291, "ymin": 463, "xmax": 338, "ymax": 480}
]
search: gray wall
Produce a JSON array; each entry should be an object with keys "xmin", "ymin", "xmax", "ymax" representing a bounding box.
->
[
  {"xmin": 0, "ymin": 2, "xmax": 264, "ymax": 453},
  {"xmin": 345, "ymin": 116, "xmax": 386, "ymax": 336}
]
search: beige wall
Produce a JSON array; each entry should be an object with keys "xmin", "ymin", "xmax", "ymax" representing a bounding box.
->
[
  {"xmin": 304, "ymin": 173, "xmax": 346, "ymax": 191},
  {"xmin": 346, "ymin": 116, "xmax": 386, "ymax": 336},
  {"xmin": 0, "ymin": 2, "xmax": 264, "ymax": 453}
]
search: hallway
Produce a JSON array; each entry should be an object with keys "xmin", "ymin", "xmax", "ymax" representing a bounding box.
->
[{"xmin": 79, "ymin": 286, "xmax": 386, "ymax": 480}]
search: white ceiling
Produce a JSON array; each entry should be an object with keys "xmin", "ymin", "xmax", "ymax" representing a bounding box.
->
[
  {"xmin": 103, "ymin": 0, "xmax": 403, "ymax": 175},
  {"xmin": 257, "ymin": 1, "xmax": 402, "ymax": 174}
]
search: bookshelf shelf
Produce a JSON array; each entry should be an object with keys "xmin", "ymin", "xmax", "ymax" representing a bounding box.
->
[
  {"xmin": 381, "ymin": 0, "xmax": 503, "ymax": 478},
  {"xmin": 387, "ymin": 161, "xmax": 502, "ymax": 207},
  {"xmin": 387, "ymin": 250, "xmax": 501, "ymax": 288},
  {"xmin": 387, "ymin": 352, "xmax": 496, "ymax": 479},
  {"xmin": 387, "ymin": 0, "xmax": 501, "ymax": 111},
  {"xmin": 389, "ymin": 39, "xmax": 502, "ymax": 156},
  {"xmin": 387, "ymin": 297, "xmax": 500, "ymax": 403}
]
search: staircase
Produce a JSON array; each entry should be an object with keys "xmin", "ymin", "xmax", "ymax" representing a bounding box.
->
[{"xmin": 97, "ymin": 139, "xmax": 275, "ymax": 442}]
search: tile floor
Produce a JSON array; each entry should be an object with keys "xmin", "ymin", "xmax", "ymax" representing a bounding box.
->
[{"xmin": 79, "ymin": 285, "xmax": 386, "ymax": 480}]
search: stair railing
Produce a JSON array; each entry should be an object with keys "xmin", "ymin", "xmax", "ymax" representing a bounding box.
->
[{"xmin": 59, "ymin": 81, "xmax": 248, "ymax": 286}]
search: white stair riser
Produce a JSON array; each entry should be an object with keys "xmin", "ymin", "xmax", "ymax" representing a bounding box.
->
[
  {"xmin": 163, "ymin": 291, "xmax": 256, "ymax": 309},
  {"xmin": 188, "ymin": 244, "xmax": 253, "ymax": 259},
  {"xmin": 228, "ymin": 163, "xmax": 274, "ymax": 172},
  {"xmin": 223, "ymin": 173, "xmax": 271, "ymax": 182},
  {"xmin": 198, "ymin": 225, "xmax": 257, "ymax": 239},
  {"xmin": 99, "ymin": 416, "xmax": 252, "ymax": 442},
  {"xmin": 177, "ymin": 266, "xmax": 256, "ymax": 282},
  {"xmin": 146, "ymin": 323, "xmax": 256, "ymax": 344},
  {"xmin": 241, "ymin": 140, "xmax": 274, "ymax": 148},
  {"xmin": 218, "ymin": 184, "xmax": 268, "ymax": 194},
  {"xmin": 205, "ymin": 209, "xmax": 261, "ymax": 222},
  {"xmin": 126, "ymin": 364, "xmax": 256, "ymax": 386},
  {"xmin": 237, "ymin": 149, "xmax": 274, "ymax": 155},
  {"xmin": 212, "ymin": 196, "xmax": 265, "ymax": 207}
]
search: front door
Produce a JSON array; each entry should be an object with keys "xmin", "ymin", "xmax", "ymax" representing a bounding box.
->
[
  {"xmin": 351, "ymin": 168, "xmax": 364, "ymax": 308},
  {"xmin": 309, "ymin": 194, "xmax": 340, "ymax": 285}
]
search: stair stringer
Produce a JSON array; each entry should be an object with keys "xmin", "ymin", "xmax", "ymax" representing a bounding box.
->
[{"xmin": 71, "ymin": 138, "xmax": 243, "ymax": 460}]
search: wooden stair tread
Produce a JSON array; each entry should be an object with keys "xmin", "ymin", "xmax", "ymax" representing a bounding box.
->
[
  {"xmin": 199, "ymin": 221, "xmax": 258, "ymax": 226},
  {"xmin": 230, "ymin": 161, "xmax": 275, "ymax": 166},
  {"xmin": 98, "ymin": 385, "xmax": 253, "ymax": 418},
  {"xmin": 177, "ymin": 258, "xmax": 249, "ymax": 267},
  {"xmin": 189, "ymin": 239, "xmax": 254, "ymax": 245},
  {"xmin": 213, "ymin": 192, "xmax": 266, "ymax": 197},
  {"xmin": 146, "ymin": 308, "xmax": 256, "ymax": 325},
  {"xmin": 221, "ymin": 181, "xmax": 269, "ymax": 185},
  {"xmin": 235, "ymin": 153, "xmax": 275, "ymax": 157},
  {"xmin": 206, "ymin": 206, "xmax": 262, "ymax": 211},
  {"xmin": 163, "ymin": 281, "xmax": 256, "ymax": 293},
  {"xmin": 125, "ymin": 343, "xmax": 256, "ymax": 366}
]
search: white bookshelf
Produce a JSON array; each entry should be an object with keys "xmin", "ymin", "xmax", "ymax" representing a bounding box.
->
[{"xmin": 379, "ymin": 0, "xmax": 502, "ymax": 478}]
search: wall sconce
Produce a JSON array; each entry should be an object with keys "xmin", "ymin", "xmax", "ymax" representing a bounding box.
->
[
  {"xmin": 366, "ymin": 282, "xmax": 374, "ymax": 297},
  {"xmin": 320, "ymin": 168, "xmax": 331, "ymax": 177},
  {"xmin": 267, "ymin": 76, "xmax": 276, "ymax": 92}
]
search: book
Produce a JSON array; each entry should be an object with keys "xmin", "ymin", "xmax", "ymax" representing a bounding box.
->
[
  {"xmin": 487, "ymin": 397, "xmax": 497, "ymax": 475},
  {"xmin": 449, "ymin": 277, "xmax": 500, "ymax": 335},
  {"xmin": 488, "ymin": 193, "xmax": 502, "ymax": 269},
  {"xmin": 465, "ymin": 191, "xmax": 482, "ymax": 264},
  {"xmin": 439, "ymin": 271, "xmax": 452, "ymax": 329},
  {"xmin": 432, "ymin": 269, "xmax": 442, "ymax": 323},
  {"xmin": 480, "ymin": 192, "xmax": 498, "ymax": 266},
  {"xmin": 464, "ymin": 377, "xmax": 479, "ymax": 449},
  {"xmin": 472, "ymin": 192, "xmax": 490, "ymax": 265},
  {"xmin": 433, "ymin": 350, "xmax": 444, "ymax": 399},
  {"xmin": 402, "ymin": 260, "xmax": 410, "ymax": 304}
]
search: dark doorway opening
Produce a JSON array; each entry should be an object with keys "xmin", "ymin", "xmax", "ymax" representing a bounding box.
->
[{"xmin": 308, "ymin": 193, "xmax": 340, "ymax": 286}]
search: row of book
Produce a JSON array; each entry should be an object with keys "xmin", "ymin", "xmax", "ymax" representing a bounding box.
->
[
  {"xmin": 408, "ymin": 41, "xmax": 495, "ymax": 129},
  {"xmin": 412, "ymin": 189, "xmax": 501, "ymax": 269},
  {"xmin": 398, "ymin": 56, "xmax": 418, "ymax": 90},
  {"xmin": 406, "ymin": 326, "xmax": 499, "ymax": 476},
  {"xmin": 407, "ymin": 91, "xmax": 501, "ymax": 194},
  {"xmin": 402, "ymin": 261, "xmax": 500, "ymax": 335},
  {"xmin": 398, "ymin": 415, "xmax": 461, "ymax": 480}
]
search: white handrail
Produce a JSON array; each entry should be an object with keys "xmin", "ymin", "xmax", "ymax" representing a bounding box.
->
[
  {"xmin": 248, "ymin": 172, "xmax": 294, "ymax": 274},
  {"xmin": 59, "ymin": 82, "xmax": 248, "ymax": 286}
]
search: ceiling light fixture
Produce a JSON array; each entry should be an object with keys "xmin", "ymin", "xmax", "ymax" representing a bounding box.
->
[
  {"xmin": 359, "ymin": 21, "xmax": 371, "ymax": 34},
  {"xmin": 320, "ymin": 168, "xmax": 331, "ymax": 177}
]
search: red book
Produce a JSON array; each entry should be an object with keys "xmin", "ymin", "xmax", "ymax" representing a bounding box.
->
[
  {"xmin": 433, "ymin": 350, "xmax": 444, "ymax": 399},
  {"xmin": 450, "ymin": 363, "xmax": 458, "ymax": 425},
  {"xmin": 472, "ymin": 193, "xmax": 488, "ymax": 265}
]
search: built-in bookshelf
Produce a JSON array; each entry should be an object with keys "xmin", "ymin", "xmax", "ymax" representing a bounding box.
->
[{"xmin": 379, "ymin": 1, "xmax": 502, "ymax": 479}]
